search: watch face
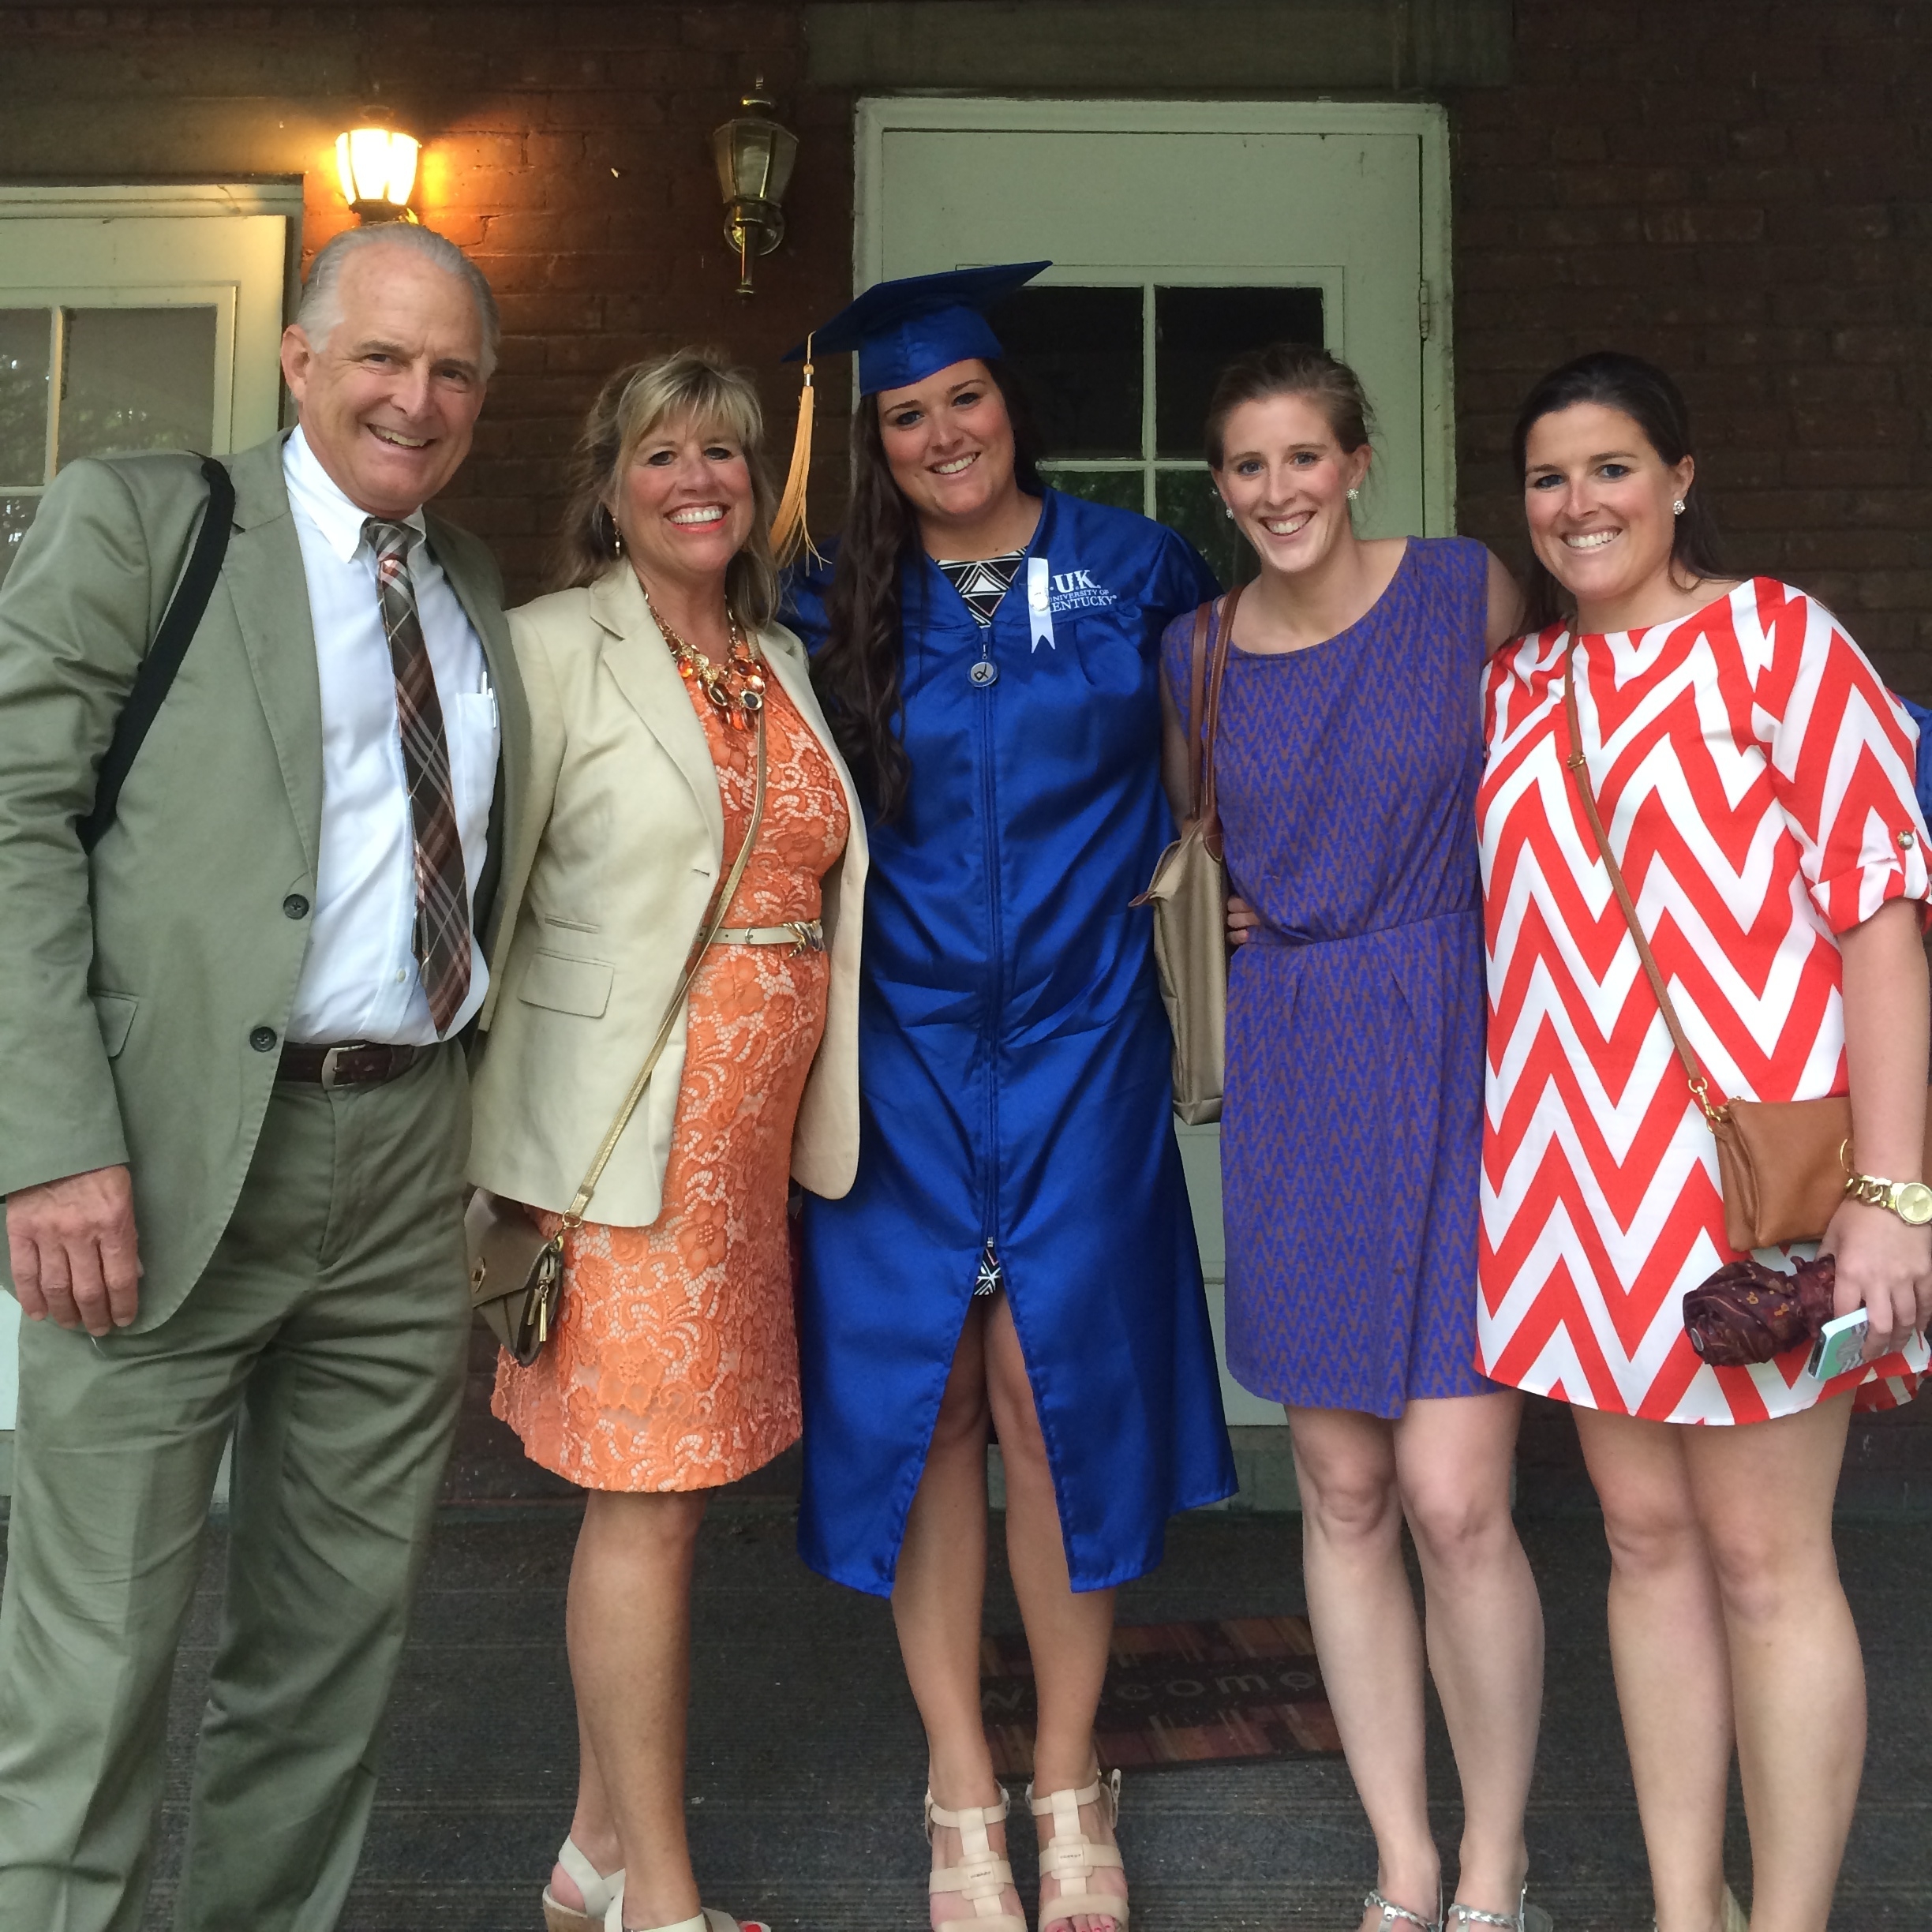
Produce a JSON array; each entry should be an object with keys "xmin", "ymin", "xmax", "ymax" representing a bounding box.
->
[{"xmin": 1896, "ymin": 1181, "xmax": 1932, "ymax": 1226}]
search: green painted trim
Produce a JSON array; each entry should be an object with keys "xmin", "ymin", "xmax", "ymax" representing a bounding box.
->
[{"xmin": 810, "ymin": 1, "xmax": 1512, "ymax": 91}]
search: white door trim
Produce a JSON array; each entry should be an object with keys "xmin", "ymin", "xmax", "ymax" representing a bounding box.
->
[
  {"xmin": 854, "ymin": 96, "xmax": 1455, "ymax": 533},
  {"xmin": 0, "ymin": 182, "xmax": 304, "ymax": 218}
]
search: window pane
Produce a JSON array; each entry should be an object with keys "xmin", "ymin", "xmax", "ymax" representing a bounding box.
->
[
  {"xmin": 0, "ymin": 494, "xmax": 43, "ymax": 590},
  {"xmin": 986, "ymin": 286, "xmax": 1141, "ymax": 459},
  {"xmin": 1157, "ymin": 468, "xmax": 1256, "ymax": 590},
  {"xmin": 58, "ymin": 307, "xmax": 216, "ymax": 467},
  {"xmin": 1155, "ymin": 286, "xmax": 1325, "ymax": 459},
  {"xmin": 0, "ymin": 310, "xmax": 51, "ymax": 485},
  {"xmin": 1041, "ymin": 465, "xmax": 1143, "ymax": 515}
]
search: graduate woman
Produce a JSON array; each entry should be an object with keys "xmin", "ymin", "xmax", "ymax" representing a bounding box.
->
[{"xmin": 783, "ymin": 264, "xmax": 1237, "ymax": 1932}]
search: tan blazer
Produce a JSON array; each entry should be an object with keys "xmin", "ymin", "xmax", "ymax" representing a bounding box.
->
[{"xmin": 467, "ymin": 564, "xmax": 867, "ymax": 1225}]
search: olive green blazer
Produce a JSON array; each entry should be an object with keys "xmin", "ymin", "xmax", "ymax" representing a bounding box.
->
[{"xmin": 0, "ymin": 433, "xmax": 530, "ymax": 1331}]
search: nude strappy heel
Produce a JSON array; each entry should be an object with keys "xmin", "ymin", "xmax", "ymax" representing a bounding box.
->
[
  {"xmin": 1366, "ymin": 1889, "xmax": 1441, "ymax": 1932},
  {"xmin": 1446, "ymin": 1885, "xmax": 1550, "ymax": 1932},
  {"xmin": 924, "ymin": 1786, "xmax": 1027, "ymax": 1932},
  {"xmin": 599, "ymin": 1886, "xmax": 769, "ymax": 1932},
  {"xmin": 1028, "ymin": 1768, "xmax": 1129, "ymax": 1932},
  {"xmin": 544, "ymin": 1837, "xmax": 623, "ymax": 1932}
]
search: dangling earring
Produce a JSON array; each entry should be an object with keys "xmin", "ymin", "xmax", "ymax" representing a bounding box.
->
[
  {"xmin": 1672, "ymin": 499, "xmax": 1686, "ymax": 515},
  {"xmin": 602, "ymin": 505, "xmax": 623, "ymax": 555},
  {"xmin": 1221, "ymin": 500, "xmax": 1234, "ymax": 519}
]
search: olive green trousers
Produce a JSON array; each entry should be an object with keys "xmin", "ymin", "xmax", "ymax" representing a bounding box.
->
[{"xmin": 0, "ymin": 1044, "xmax": 472, "ymax": 1932}]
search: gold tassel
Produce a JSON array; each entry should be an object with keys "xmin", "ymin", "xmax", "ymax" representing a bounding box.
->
[{"xmin": 771, "ymin": 334, "xmax": 821, "ymax": 569}]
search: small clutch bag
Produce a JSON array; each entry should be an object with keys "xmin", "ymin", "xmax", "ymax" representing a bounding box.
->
[{"xmin": 1683, "ymin": 1254, "xmax": 1837, "ymax": 1368}]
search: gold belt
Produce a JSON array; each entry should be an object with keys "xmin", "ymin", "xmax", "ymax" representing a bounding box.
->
[{"xmin": 710, "ymin": 920, "xmax": 824, "ymax": 953}]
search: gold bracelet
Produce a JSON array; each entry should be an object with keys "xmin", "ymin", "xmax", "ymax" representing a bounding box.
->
[{"xmin": 1842, "ymin": 1169, "xmax": 1932, "ymax": 1225}]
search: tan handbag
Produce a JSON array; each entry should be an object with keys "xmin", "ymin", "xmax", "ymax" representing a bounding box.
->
[
  {"xmin": 1136, "ymin": 585, "xmax": 1244, "ymax": 1126},
  {"xmin": 1559, "ymin": 646, "xmax": 1931, "ymax": 1249},
  {"xmin": 468, "ymin": 703, "xmax": 769, "ymax": 1363}
]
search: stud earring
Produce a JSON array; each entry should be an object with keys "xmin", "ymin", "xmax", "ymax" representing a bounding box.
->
[
  {"xmin": 1347, "ymin": 487, "xmax": 1359, "ymax": 502},
  {"xmin": 1672, "ymin": 499, "xmax": 1686, "ymax": 515},
  {"xmin": 1222, "ymin": 500, "xmax": 1234, "ymax": 519}
]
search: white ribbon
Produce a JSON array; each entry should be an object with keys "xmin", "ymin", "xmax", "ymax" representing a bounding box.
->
[{"xmin": 1027, "ymin": 556, "xmax": 1054, "ymax": 653}]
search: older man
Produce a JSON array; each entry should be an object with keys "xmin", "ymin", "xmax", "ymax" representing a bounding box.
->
[{"xmin": 0, "ymin": 225, "xmax": 530, "ymax": 1931}]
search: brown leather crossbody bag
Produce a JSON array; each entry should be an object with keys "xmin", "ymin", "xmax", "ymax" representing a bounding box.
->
[
  {"xmin": 466, "ymin": 704, "xmax": 768, "ymax": 1364},
  {"xmin": 1559, "ymin": 645, "xmax": 1932, "ymax": 1251}
]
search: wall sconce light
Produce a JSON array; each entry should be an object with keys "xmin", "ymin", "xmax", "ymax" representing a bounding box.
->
[
  {"xmin": 335, "ymin": 118, "xmax": 421, "ymax": 223},
  {"xmin": 712, "ymin": 79, "xmax": 798, "ymax": 298}
]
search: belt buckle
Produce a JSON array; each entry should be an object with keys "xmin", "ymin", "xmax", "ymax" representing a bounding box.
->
[
  {"xmin": 318, "ymin": 1042, "xmax": 369, "ymax": 1091},
  {"xmin": 786, "ymin": 921, "xmax": 823, "ymax": 955}
]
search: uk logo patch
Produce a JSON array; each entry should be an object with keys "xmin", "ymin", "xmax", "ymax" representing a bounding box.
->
[{"xmin": 1049, "ymin": 567, "xmax": 1118, "ymax": 615}]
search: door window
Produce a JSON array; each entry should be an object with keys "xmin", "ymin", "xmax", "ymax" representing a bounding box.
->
[
  {"xmin": 990, "ymin": 282, "xmax": 1325, "ymax": 586},
  {"xmin": 0, "ymin": 305, "xmax": 221, "ymax": 585}
]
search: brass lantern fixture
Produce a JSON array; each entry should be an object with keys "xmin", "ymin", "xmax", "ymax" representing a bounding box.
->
[
  {"xmin": 712, "ymin": 80, "xmax": 798, "ymax": 298},
  {"xmin": 335, "ymin": 115, "xmax": 421, "ymax": 223}
]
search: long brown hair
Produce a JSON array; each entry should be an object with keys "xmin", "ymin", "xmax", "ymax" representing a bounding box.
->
[
  {"xmin": 810, "ymin": 360, "xmax": 1045, "ymax": 822},
  {"xmin": 553, "ymin": 346, "xmax": 781, "ymax": 633},
  {"xmin": 1511, "ymin": 351, "xmax": 1726, "ymax": 634}
]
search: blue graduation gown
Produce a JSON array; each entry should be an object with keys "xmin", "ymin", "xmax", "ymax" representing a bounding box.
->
[{"xmin": 784, "ymin": 487, "xmax": 1237, "ymax": 1597}]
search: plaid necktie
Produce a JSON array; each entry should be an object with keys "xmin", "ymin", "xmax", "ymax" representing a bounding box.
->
[{"xmin": 365, "ymin": 518, "xmax": 473, "ymax": 1033}]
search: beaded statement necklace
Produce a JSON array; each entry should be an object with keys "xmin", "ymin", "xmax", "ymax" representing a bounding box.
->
[{"xmin": 642, "ymin": 581, "xmax": 766, "ymax": 729}]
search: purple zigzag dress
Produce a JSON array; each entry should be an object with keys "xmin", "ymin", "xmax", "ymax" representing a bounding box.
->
[{"xmin": 1162, "ymin": 537, "xmax": 1496, "ymax": 1415}]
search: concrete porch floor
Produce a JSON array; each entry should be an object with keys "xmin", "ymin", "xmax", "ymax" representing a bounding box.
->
[{"xmin": 48, "ymin": 1501, "xmax": 1921, "ymax": 1932}]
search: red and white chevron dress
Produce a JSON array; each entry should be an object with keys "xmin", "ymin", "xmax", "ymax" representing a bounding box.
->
[{"xmin": 1477, "ymin": 579, "xmax": 1930, "ymax": 1423}]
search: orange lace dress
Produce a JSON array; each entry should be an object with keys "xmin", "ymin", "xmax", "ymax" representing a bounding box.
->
[{"xmin": 492, "ymin": 673, "xmax": 850, "ymax": 1492}]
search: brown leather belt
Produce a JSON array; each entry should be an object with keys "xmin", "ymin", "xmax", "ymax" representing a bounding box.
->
[{"xmin": 276, "ymin": 1041, "xmax": 423, "ymax": 1089}]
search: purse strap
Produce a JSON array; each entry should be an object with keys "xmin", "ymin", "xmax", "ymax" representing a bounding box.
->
[
  {"xmin": 558, "ymin": 695, "xmax": 770, "ymax": 1229},
  {"xmin": 1559, "ymin": 638, "xmax": 1727, "ymax": 1125},
  {"xmin": 1187, "ymin": 582, "xmax": 1245, "ymax": 856}
]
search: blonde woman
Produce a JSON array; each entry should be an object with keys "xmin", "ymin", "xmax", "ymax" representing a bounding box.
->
[{"xmin": 469, "ymin": 349, "xmax": 868, "ymax": 1932}]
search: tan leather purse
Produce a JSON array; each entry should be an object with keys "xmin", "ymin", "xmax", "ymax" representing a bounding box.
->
[
  {"xmin": 1136, "ymin": 585, "xmax": 1243, "ymax": 1127},
  {"xmin": 468, "ymin": 704, "xmax": 768, "ymax": 1363},
  {"xmin": 1559, "ymin": 648, "xmax": 1931, "ymax": 1249}
]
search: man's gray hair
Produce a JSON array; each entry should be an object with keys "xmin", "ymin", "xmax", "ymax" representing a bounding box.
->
[{"xmin": 295, "ymin": 225, "xmax": 501, "ymax": 379}]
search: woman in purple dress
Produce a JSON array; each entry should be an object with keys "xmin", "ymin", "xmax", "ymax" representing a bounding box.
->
[{"xmin": 1164, "ymin": 345, "xmax": 1548, "ymax": 1932}]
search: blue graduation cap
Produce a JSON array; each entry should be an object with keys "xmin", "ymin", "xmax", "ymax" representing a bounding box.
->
[{"xmin": 784, "ymin": 260, "xmax": 1051, "ymax": 395}]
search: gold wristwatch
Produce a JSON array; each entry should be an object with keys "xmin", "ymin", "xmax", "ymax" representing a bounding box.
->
[{"xmin": 1842, "ymin": 1168, "xmax": 1932, "ymax": 1225}]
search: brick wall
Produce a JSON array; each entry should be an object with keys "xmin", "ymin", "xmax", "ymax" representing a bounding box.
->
[
  {"xmin": 2, "ymin": 6, "xmax": 1926, "ymax": 688},
  {"xmin": 0, "ymin": 2, "xmax": 856, "ymax": 599},
  {"xmin": 389, "ymin": 4, "xmax": 857, "ymax": 593},
  {"xmin": 1450, "ymin": 2, "xmax": 1932, "ymax": 698}
]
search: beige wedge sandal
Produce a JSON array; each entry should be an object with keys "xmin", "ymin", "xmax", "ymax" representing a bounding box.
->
[
  {"xmin": 544, "ymin": 1837, "xmax": 624, "ymax": 1932},
  {"xmin": 598, "ymin": 1885, "xmax": 769, "ymax": 1932},
  {"xmin": 925, "ymin": 1786, "xmax": 1028, "ymax": 1931},
  {"xmin": 1028, "ymin": 1768, "xmax": 1129, "ymax": 1932}
]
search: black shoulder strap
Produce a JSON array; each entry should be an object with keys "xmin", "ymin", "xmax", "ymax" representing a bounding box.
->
[{"xmin": 78, "ymin": 455, "xmax": 236, "ymax": 855}]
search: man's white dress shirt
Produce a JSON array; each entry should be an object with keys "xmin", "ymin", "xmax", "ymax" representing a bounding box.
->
[{"xmin": 282, "ymin": 429, "xmax": 499, "ymax": 1045}]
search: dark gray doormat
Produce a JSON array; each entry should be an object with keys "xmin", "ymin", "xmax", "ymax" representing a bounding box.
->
[{"xmin": 983, "ymin": 1615, "xmax": 1341, "ymax": 1777}]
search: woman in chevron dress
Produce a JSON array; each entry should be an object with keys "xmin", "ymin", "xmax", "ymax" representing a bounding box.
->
[{"xmin": 1479, "ymin": 352, "xmax": 1932, "ymax": 1932}]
